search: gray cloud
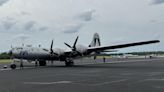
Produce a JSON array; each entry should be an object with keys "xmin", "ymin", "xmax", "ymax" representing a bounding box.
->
[
  {"xmin": 62, "ymin": 23, "xmax": 83, "ymax": 34},
  {"xmin": 14, "ymin": 34, "xmax": 30, "ymax": 41},
  {"xmin": 151, "ymin": 0, "xmax": 164, "ymax": 4},
  {"xmin": 1, "ymin": 17, "xmax": 17, "ymax": 30},
  {"xmin": 0, "ymin": 0, "xmax": 9, "ymax": 6},
  {"xmin": 0, "ymin": 0, "xmax": 163, "ymax": 52},
  {"xmin": 24, "ymin": 21, "xmax": 36, "ymax": 31},
  {"xmin": 23, "ymin": 21, "xmax": 49, "ymax": 32},
  {"xmin": 61, "ymin": 10, "xmax": 95, "ymax": 34},
  {"xmin": 0, "ymin": 16, "xmax": 48, "ymax": 32},
  {"xmin": 150, "ymin": 20, "xmax": 158, "ymax": 23},
  {"xmin": 76, "ymin": 9, "xmax": 95, "ymax": 22},
  {"xmin": 38, "ymin": 26, "xmax": 48, "ymax": 31},
  {"xmin": 20, "ymin": 11, "xmax": 31, "ymax": 16}
]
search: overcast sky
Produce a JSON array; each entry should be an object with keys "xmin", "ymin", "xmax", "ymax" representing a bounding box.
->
[{"xmin": 0, "ymin": 0, "xmax": 164, "ymax": 52}]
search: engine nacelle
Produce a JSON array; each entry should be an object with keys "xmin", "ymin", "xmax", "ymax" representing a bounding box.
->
[
  {"xmin": 53, "ymin": 48, "xmax": 65, "ymax": 55},
  {"xmin": 76, "ymin": 45, "xmax": 87, "ymax": 54}
]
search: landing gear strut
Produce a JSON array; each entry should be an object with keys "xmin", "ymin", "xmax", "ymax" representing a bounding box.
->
[
  {"xmin": 65, "ymin": 58, "xmax": 74, "ymax": 66},
  {"xmin": 20, "ymin": 61, "xmax": 24, "ymax": 69}
]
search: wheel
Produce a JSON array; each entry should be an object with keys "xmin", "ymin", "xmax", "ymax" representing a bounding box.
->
[
  {"xmin": 65, "ymin": 62, "xmax": 73, "ymax": 66},
  {"xmin": 65, "ymin": 62, "xmax": 69, "ymax": 66},
  {"xmin": 65, "ymin": 59, "xmax": 74, "ymax": 66},
  {"xmin": 10, "ymin": 64, "xmax": 16, "ymax": 69},
  {"xmin": 39, "ymin": 61, "xmax": 47, "ymax": 66}
]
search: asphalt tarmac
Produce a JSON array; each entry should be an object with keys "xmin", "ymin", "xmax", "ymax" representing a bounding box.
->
[{"xmin": 1, "ymin": 58, "xmax": 164, "ymax": 92}]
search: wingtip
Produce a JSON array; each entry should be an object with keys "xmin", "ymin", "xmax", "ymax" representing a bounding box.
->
[{"xmin": 154, "ymin": 40, "xmax": 160, "ymax": 43}]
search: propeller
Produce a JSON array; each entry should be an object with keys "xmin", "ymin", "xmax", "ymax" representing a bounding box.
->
[
  {"xmin": 64, "ymin": 36, "xmax": 79, "ymax": 51},
  {"xmin": 64, "ymin": 36, "xmax": 84, "ymax": 56},
  {"xmin": 50, "ymin": 40, "xmax": 58, "ymax": 56}
]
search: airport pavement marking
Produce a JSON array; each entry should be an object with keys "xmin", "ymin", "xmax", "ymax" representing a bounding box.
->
[
  {"xmin": 141, "ymin": 78, "xmax": 164, "ymax": 82},
  {"xmin": 128, "ymin": 78, "xmax": 164, "ymax": 85},
  {"xmin": 0, "ymin": 68, "xmax": 11, "ymax": 71},
  {"xmin": 69, "ymin": 79, "xmax": 128, "ymax": 86},
  {"xmin": 23, "ymin": 81, "xmax": 72, "ymax": 85},
  {"xmin": 23, "ymin": 79, "xmax": 128, "ymax": 86},
  {"xmin": 92, "ymin": 79, "xmax": 128, "ymax": 86},
  {"xmin": 147, "ymin": 72, "xmax": 164, "ymax": 76}
]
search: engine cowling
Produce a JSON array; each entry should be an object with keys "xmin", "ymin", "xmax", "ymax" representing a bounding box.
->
[
  {"xmin": 76, "ymin": 45, "xmax": 87, "ymax": 54},
  {"xmin": 53, "ymin": 48, "xmax": 65, "ymax": 55}
]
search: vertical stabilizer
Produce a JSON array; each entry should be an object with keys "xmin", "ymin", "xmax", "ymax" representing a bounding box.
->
[{"xmin": 89, "ymin": 33, "xmax": 101, "ymax": 47}]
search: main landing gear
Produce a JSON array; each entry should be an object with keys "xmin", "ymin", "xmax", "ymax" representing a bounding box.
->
[
  {"xmin": 35, "ymin": 60, "xmax": 47, "ymax": 67},
  {"xmin": 10, "ymin": 64, "xmax": 16, "ymax": 69},
  {"xmin": 10, "ymin": 60, "xmax": 18, "ymax": 69},
  {"xmin": 39, "ymin": 61, "xmax": 47, "ymax": 66},
  {"xmin": 10, "ymin": 60, "xmax": 24, "ymax": 69},
  {"xmin": 65, "ymin": 58, "xmax": 74, "ymax": 66}
]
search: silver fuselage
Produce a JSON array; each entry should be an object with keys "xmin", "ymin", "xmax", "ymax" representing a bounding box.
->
[{"xmin": 11, "ymin": 47, "xmax": 55, "ymax": 61}]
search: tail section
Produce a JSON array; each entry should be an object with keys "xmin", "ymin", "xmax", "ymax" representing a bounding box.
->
[{"xmin": 89, "ymin": 33, "xmax": 101, "ymax": 47}]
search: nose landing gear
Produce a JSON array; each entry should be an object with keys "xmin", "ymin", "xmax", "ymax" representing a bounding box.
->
[{"xmin": 10, "ymin": 64, "xmax": 16, "ymax": 69}]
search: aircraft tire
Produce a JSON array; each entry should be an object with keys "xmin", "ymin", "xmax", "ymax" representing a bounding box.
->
[
  {"xmin": 65, "ymin": 60, "xmax": 74, "ymax": 66},
  {"xmin": 39, "ymin": 61, "xmax": 47, "ymax": 66},
  {"xmin": 10, "ymin": 64, "xmax": 16, "ymax": 69}
]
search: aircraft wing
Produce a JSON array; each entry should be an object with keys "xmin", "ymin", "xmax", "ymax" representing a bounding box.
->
[{"xmin": 87, "ymin": 40, "xmax": 160, "ymax": 52}]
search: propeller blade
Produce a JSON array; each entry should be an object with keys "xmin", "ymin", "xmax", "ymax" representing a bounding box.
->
[
  {"xmin": 52, "ymin": 52, "xmax": 59, "ymax": 56},
  {"xmin": 51, "ymin": 40, "xmax": 53, "ymax": 49},
  {"xmin": 73, "ymin": 36, "xmax": 79, "ymax": 48},
  {"xmin": 50, "ymin": 40, "xmax": 59, "ymax": 56},
  {"xmin": 64, "ymin": 42, "xmax": 72, "ymax": 48},
  {"xmin": 50, "ymin": 40, "xmax": 54, "ymax": 54}
]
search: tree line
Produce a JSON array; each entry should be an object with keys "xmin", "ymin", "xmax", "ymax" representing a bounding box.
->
[{"xmin": 0, "ymin": 52, "xmax": 10, "ymax": 59}]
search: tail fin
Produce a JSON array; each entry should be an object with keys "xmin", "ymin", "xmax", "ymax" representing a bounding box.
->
[{"xmin": 89, "ymin": 33, "xmax": 101, "ymax": 47}]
